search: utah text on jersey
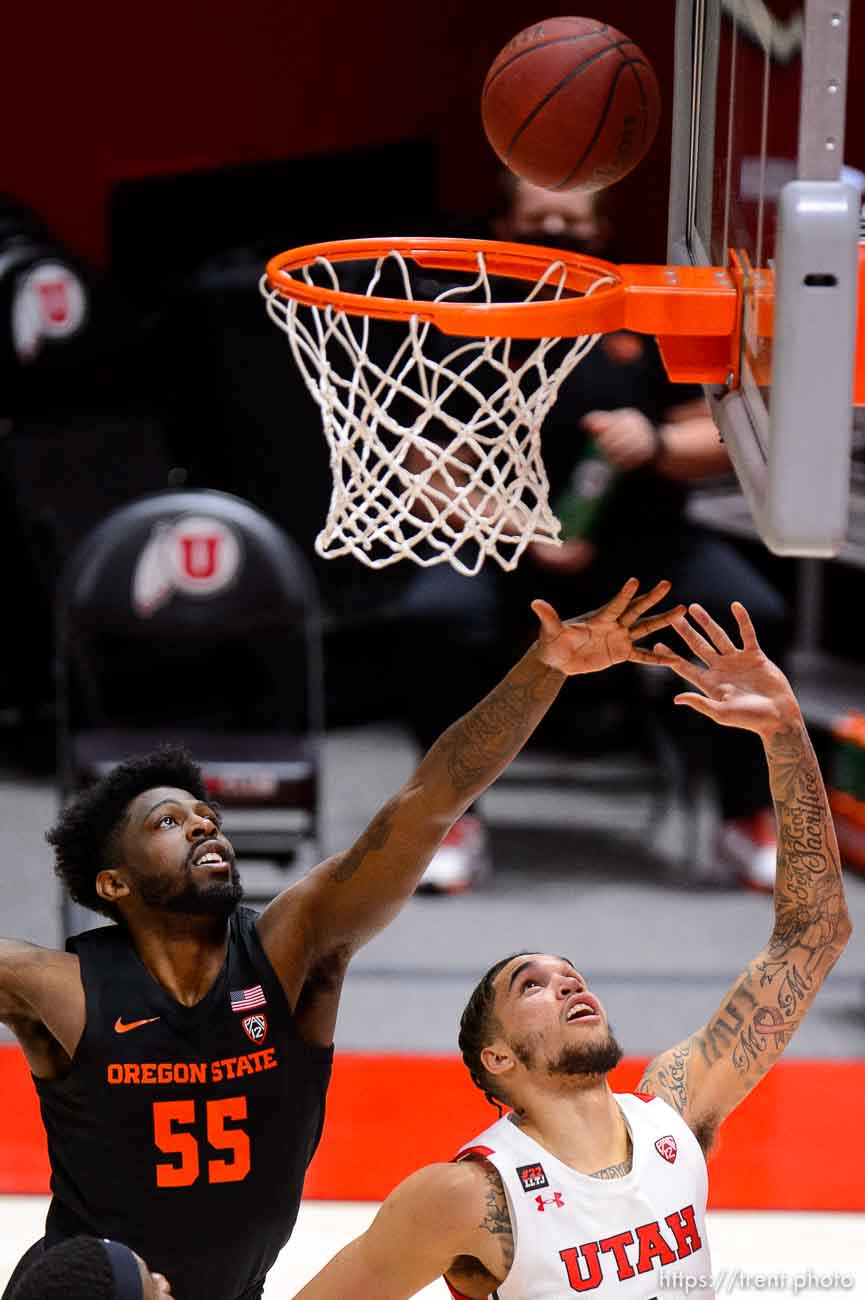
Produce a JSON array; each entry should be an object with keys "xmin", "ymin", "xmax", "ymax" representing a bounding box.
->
[{"xmin": 559, "ymin": 1204, "xmax": 702, "ymax": 1291}]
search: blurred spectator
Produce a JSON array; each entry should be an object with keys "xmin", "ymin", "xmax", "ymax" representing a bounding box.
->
[{"xmin": 489, "ymin": 177, "xmax": 789, "ymax": 890}]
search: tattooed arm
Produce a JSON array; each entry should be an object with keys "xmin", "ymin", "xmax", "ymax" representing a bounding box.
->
[
  {"xmin": 288, "ymin": 1159, "xmax": 512, "ymax": 1300},
  {"xmin": 259, "ymin": 579, "xmax": 682, "ymax": 1000},
  {"xmin": 638, "ymin": 604, "xmax": 852, "ymax": 1151}
]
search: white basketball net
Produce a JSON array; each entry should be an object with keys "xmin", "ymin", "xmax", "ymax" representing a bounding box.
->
[{"xmin": 261, "ymin": 250, "xmax": 612, "ymax": 575}]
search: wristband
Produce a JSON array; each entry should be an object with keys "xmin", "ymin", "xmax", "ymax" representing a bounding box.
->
[{"xmin": 644, "ymin": 423, "xmax": 667, "ymax": 470}]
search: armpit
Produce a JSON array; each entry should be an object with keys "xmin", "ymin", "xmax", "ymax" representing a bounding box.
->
[
  {"xmin": 449, "ymin": 1254, "xmax": 493, "ymax": 1278},
  {"xmin": 446, "ymin": 1251, "xmax": 504, "ymax": 1300},
  {"xmin": 4, "ymin": 1014, "xmax": 72, "ymax": 1079},
  {"xmin": 637, "ymin": 1049, "xmax": 719, "ymax": 1155}
]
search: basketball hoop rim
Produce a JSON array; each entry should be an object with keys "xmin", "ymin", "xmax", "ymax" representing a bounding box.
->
[
  {"xmin": 263, "ymin": 236, "xmax": 740, "ymax": 343},
  {"xmin": 264, "ymin": 236, "xmax": 626, "ymax": 339}
]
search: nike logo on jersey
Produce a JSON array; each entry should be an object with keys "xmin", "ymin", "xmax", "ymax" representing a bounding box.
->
[{"xmin": 114, "ymin": 1016, "xmax": 160, "ymax": 1034}]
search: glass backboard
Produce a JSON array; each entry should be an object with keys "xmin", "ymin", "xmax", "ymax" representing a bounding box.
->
[{"xmin": 668, "ymin": 0, "xmax": 859, "ymax": 554}]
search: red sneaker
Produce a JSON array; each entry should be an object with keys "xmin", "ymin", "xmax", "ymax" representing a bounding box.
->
[
  {"xmin": 716, "ymin": 808, "xmax": 777, "ymax": 893},
  {"xmin": 417, "ymin": 814, "xmax": 491, "ymax": 895}
]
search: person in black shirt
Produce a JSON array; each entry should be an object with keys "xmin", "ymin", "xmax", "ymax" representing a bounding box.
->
[{"xmin": 0, "ymin": 578, "xmax": 682, "ymax": 1300}]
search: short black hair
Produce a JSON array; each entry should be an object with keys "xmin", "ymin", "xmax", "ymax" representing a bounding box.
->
[
  {"xmin": 10, "ymin": 1236, "xmax": 114, "ymax": 1299},
  {"xmin": 458, "ymin": 951, "xmax": 531, "ymax": 1109},
  {"xmin": 47, "ymin": 744, "xmax": 206, "ymax": 920}
]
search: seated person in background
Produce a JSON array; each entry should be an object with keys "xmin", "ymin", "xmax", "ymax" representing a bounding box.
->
[
  {"xmin": 490, "ymin": 176, "xmax": 790, "ymax": 891},
  {"xmin": 7, "ymin": 1237, "xmax": 172, "ymax": 1299}
]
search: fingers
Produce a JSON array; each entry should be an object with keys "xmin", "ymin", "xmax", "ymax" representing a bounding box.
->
[
  {"xmin": 619, "ymin": 578, "xmax": 672, "ymax": 626},
  {"xmin": 602, "ymin": 577, "xmax": 641, "ymax": 620},
  {"xmin": 688, "ymin": 604, "xmax": 738, "ymax": 654},
  {"xmin": 731, "ymin": 601, "xmax": 760, "ymax": 650},
  {"xmin": 673, "ymin": 691, "xmax": 724, "ymax": 722},
  {"xmin": 668, "ymin": 612, "xmax": 718, "ymax": 666},
  {"xmin": 650, "ymin": 643, "xmax": 709, "ymax": 690},
  {"xmin": 631, "ymin": 646, "xmax": 676, "ymax": 666},
  {"xmin": 531, "ymin": 598, "xmax": 563, "ymax": 638},
  {"xmin": 630, "ymin": 605, "xmax": 687, "ymax": 639},
  {"xmin": 581, "ymin": 410, "xmax": 615, "ymax": 436},
  {"xmin": 586, "ymin": 409, "xmax": 657, "ymax": 470}
]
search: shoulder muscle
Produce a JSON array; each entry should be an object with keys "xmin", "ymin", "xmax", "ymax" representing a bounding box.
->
[{"xmin": 0, "ymin": 940, "xmax": 83, "ymax": 1053}]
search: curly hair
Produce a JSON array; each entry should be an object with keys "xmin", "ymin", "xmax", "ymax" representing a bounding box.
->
[
  {"xmin": 458, "ymin": 951, "xmax": 531, "ymax": 1111},
  {"xmin": 10, "ymin": 1236, "xmax": 115, "ymax": 1299},
  {"xmin": 46, "ymin": 744, "xmax": 206, "ymax": 921}
]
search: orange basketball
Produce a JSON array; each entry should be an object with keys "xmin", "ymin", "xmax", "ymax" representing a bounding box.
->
[{"xmin": 481, "ymin": 16, "xmax": 661, "ymax": 191}]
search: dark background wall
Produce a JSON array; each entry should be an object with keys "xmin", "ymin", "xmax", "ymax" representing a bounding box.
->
[
  {"xmin": 11, "ymin": 0, "xmax": 859, "ymax": 272},
  {"xmin": 1, "ymin": 0, "xmax": 862, "ymax": 736}
]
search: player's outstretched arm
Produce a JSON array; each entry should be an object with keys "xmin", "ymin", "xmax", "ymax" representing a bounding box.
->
[
  {"xmin": 0, "ymin": 939, "xmax": 48, "ymax": 1020},
  {"xmin": 261, "ymin": 579, "xmax": 683, "ymax": 966},
  {"xmin": 637, "ymin": 604, "xmax": 852, "ymax": 1150},
  {"xmin": 0, "ymin": 940, "xmax": 84, "ymax": 1069},
  {"xmin": 290, "ymin": 1160, "xmax": 509, "ymax": 1300}
]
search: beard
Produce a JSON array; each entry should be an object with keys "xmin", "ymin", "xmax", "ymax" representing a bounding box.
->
[
  {"xmin": 514, "ymin": 1023, "xmax": 624, "ymax": 1080},
  {"xmin": 510, "ymin": 229, "xmax": 608, "ymax": 259},
  {"xmin": 135, "ymin": 863, "xmax": 244, "ymax": 919}
]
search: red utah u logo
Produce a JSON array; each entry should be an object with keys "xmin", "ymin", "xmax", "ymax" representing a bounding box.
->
[{"xmin": 179, "ymin": 534, "xmax": 220, "ymax": 580}]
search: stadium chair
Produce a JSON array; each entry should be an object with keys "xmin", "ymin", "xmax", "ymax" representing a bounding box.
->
[
  {"xmin": 499, "ymin": 668, "xmax": 705, "ymax": 877},
  {"xmin": 56, "ymin": 488, "xmax": 323, "ymax": 927}
]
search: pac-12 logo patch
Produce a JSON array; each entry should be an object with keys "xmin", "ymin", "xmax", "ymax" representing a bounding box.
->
[
  {"xmin": 242, "ymin": 1014, "xmax": 268, "ymax": 1044},
  {"xmin": 655, "ymin": 1135, "xmax": 678, "ymax": 1164},
  {"xmin": 516, "ymin": 1162, "xmax": 548, "ymax": 1192}
]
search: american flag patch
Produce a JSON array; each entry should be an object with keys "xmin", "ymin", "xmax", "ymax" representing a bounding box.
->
[{"xmin": 230, "ymin": 984, "xmax": 266, "ymax": 1012}]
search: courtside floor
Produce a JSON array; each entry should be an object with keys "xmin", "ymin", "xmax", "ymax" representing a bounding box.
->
[
  {"xmin": 0, "ymin": 1198, "xmax": 862, "ymax": 1296},
  {"xmin": 0, "ymin": 1199, "xmax": 861, "ymax": 1297}
]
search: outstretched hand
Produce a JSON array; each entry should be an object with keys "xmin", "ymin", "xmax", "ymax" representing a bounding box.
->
[
  {"xmin": 532, "ymin": 578, "xmax": 685, "ymax": 676},
  {"xmin": 652, "ymin": 602, "xmax": 800, "ymax": 737}
]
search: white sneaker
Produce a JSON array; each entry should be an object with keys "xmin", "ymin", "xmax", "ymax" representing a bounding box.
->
[
  {"xmin": 417, "ymin": 814, "xmax": 492, "ymax": 894},
  {"xmin": 716, "ymin": 810, "xmax": 777, "ymax": 893}
]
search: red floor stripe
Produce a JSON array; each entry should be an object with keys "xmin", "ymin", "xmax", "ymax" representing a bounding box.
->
[
  {"xmin": 0, "ymin": 1047, "xmax": 50, "ymax": 1194},
  {"xmin": 0, "ymin": 1047, "xmax": 862, "ymax": 1209}
]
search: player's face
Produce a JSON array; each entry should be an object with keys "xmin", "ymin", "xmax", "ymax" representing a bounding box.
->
[
  {"xmin": 506, "ymin": 181, "xmax": 608, "ymax": 256},
  {"xmin": 493, "ymin": 953, "xmax": 622, "ymax": 1079},
  {"xmin": 117, "ymin": 786, "xmax": 243, "ymax": 918},
  {"xmin": 134, "ymin": 1251, "xmax": 174, "ymax": 1297}
]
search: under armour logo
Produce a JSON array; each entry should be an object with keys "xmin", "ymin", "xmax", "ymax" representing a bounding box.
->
[{"xmin": 535, "ymin": 1192, "xmax": 565, "ymax": 1211}]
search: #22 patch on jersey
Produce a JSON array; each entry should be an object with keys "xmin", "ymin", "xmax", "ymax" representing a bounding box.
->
[{"xmin": 516, "ymin": 1162, "xmax": 549, "ymax": 1192}]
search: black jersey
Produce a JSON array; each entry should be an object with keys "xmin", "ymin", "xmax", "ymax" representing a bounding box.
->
[{"xmin": 35, "ymin": 906, "xmax": 333, "ymax": 1300}]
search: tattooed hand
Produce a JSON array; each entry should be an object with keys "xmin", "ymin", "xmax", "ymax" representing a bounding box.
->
[
  {"xmin": 651, "ymin": 602, "xmax": 799, "ymax": 738},
  {"xmin": 532, "ymin": 578, "xmax": 684, "ymax": 677}
]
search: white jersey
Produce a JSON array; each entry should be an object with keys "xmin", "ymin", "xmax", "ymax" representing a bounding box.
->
[{"xmin": 452, "ymin": 1092, "xmax": 712, "ymax": 1300}]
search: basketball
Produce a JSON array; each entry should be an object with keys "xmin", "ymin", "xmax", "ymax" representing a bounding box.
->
[{"xmin": 481, "ymin": 16, "xmax": 661, "ymax": 192}]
